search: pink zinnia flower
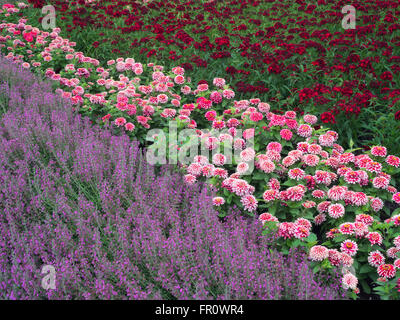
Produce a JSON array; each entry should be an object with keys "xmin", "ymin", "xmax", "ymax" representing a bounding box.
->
[
  {"xmin": 394, "ymin": 235, "xmax": 400, "ymax": 249},
  {"xmin": 266, "ymin": 142, "xmax": 282, "ymax": 153},
  {"xmin": 288, "ymin": 168, "xmax": 305, "ymax": 180},
  {"xmin": 184, "ymin": 174, "xmax": 196, "ymax": 184},
  {"xmin": 386, "ymin": 155, "xmax": 400, "ymax": 167},
  {"xmin": 213, "ymin": 77, "xmax": 226, "ymax": 87},
  {"xmin": 368, "ymin": 251, "xmax": 385, "ymax": 267},
  {"xmin": 210, "ymin": 91, "xmax": 223, "ymax": 104},
  {"xmin": 233, "ymin": 138, "xmax": 246, "ymax": 150},
  {"xmin": 328, "ymin": 249, "xmax": 342, "ymax": 266},
  {"xmin": 355, "ymin": 214, "xmax": 374, "ymax": 226},
  {"xmin": 212, "ymin": 120, "xmax": 225, "ymax": 129},
  {"xmin": 352, "ymin": 192, "xmax": 369, "ymax": 206},
  {"xmin": 241, "ymin": 195, "xmax": 258, "ymax": 212},
  {"xmin": 280, "ymin": 129, "xmax": 293, "ymax": 141},
  {"xmin": 263, "ymin": 189, "xmax": 279, "ymax": 202},
  {"xmin": 309, "ymin": 245, "xmax": 329, "ymax": 261},
  {"xmin": 202, "ymin": 164, "xmax": 215, "ymax": 177},
  {"xmin": 317, "ymin": 201, "xmax": 331, "ymax": 213},
  {"xmin": 293, "ymin": 224, "xmax": 310, "ymax": 239},
  {"xmin": 232, "ymin": 179, "xmax": 251, "ymax": 196},
  {"xmin": 249, "ymin": 111, "xmax": 263, "ymax": 122},
  {"xmin": 342, "ymin": 273, "xmax": 358, "ymax": 290},
  {"xmin": 282, "ymin": 156, "xmax": 296, "ymax": 167},
  {"xmin": 240, "ymin": 148, "xmax": 255, "ymax": 162},
  {"xmin": 312, "ymin": 190, "xmax": 325, "ymax": 199},
  {"xmin": 367, "ymin": 232, "xmax": 383, "ymax": 246},
  {"xmin": 243, "ymin": 128, "xmax": 255, "ymax": 140},
  {"xmin": 387, "ymin": 247, "xmax": 400, "ymax": 258},
  {"xmin": 340, "ymin": 252, "xmax": 354, "ymax": 267},
  {"xmin": 392, "ymin": 192, "xmax": 400, "ymax": 204},
  {"xmin": 187, "ymin": 163, "xmax": 203, "ymax": 176},
  {"xmin": 340, "ymin": 240, "xmax": 358, "ymax": 256},
  {"xmin": 257, "ymin": 102, "xmax": 270, "ymax": 113},
  {"xmin": 314, "ymin": 213, "xmax": 326, "ymax": 225},
  {"xmin": 212, "ymin": 197, "xmax": 225, "ymax": 206},
  {"xmin": 297, "ymin": 124, "xmax": 312, "ymax": 137},
  {"xmin": 303, "ymin": 154, "xmax": 319, "ymax": 166},
  {"xmin": 377, "ymin": 264, "xmax": 396, "ymax": 279},
  {"xmin": 372, "ymin": 176, "xmax": 389, "ymax": 189},
  {"xmin": 339, "ymin": 223, "xmax": 355, "ymax": 235},
  {"xmin": 328, "ymin": 203, "xmax": 345, "ymax": 219},
  {"xmin": 268, "ymin": 178, "xmax": 280, "ymax": 190},
  {"xmin": 370, "ymin": 197, "xmax": 384, "ymax": 212},
  {"xmin": 222, "ymin": 89, "xmax": 235, "ymax": 99},
  {"xmin": 124, "ymin": 122, "xmax": 135, "ymax": 131},
  {"xmin": 236, "ymin": 162, "xmax": 249, "ymax": 175},
  {"xmin": 212, "ymin": 154, "xmax": 226, "ymax": 166},
  {"xmin": 114, "ymin": 117, "xmax": 126, "ymax": 126},
  {"xmin": 259, "ymin": 212, "xmax": 278, "ymax": 224},
  {"xmin": 213, "ymin": 168, "xmax": 228, "ymax": 179},
  {"xmin": 259, "ymin": 160, "xmax": 275, "ymax": 173},
  {"xmin": 371, "ymin": 146, "xmax": 387, "ymax": 157},
  {"xmin": 303, "ymin": 114, "xmax": 318, "ymax": 124}
]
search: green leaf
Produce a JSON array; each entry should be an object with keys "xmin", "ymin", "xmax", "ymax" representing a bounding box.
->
[
  {"xmin": 360, "ymin": 279, "xmax": 371, "ymax": 294},
  {"xmin": 307, "ymin": 233, "xmax": 317, "ymax": 243},
  {"xmin": 359, "ymin": 264, "xmax": 374, "ymax": 274}
]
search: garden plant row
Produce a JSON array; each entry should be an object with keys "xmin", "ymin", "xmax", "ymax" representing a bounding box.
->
[
  {"xmin": 0, "ymin": 2, "xmax": 399, "ymax": 299},
  {"xmin": 22, "ymin": 0, "xmax": 400, "ymax": 155}
]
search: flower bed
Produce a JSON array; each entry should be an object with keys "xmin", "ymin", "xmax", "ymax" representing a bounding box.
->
[
  {"xmin": 0, "ymin": 54, "xmax": 345, "ymax": 300},
  {"xmin": 19, "ymin": 0, "xmax": 400, "ymax": 154},
  {"xmin": 0, "ymin": 2, "xmax": 399, "ymax": 299}
]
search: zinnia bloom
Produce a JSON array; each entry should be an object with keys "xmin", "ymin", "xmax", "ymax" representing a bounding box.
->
[
  {"xmin": 377, "ymin": 264, "xmax": 396, "ymax": 279},
  {"xmin": 212, "ymin": 197, "xmax": 225, "ymax": 206},
  {"xmin": 124, "ymin": 122, "xmax": 135, "ymax": 131},
  {"xmin": 392, "ymin": 192, "xmax": 400, "ymax": 204},
  {"xmin": 367, "ymin": 232, "xmax": 383, "ymax": 246},
  {"xmin": 114, "ymin": 117, "xmax": 127, "ymax": 126},
  {"xmin": 297, "ymin": 124, "xmax": 312, "ymax": 137},
  {"xmin": 368, "ymin": 251, "xmax": 385, "ymax": 267},
  {"xmin": 309, "ymin": 245, "xmax": 329, "ymax": 261},
  {"xmin": 342, "ymin": 273, "xmax": 358, "ymax": 290},
  {"xmin": 240, "ymin": 194, "xmax": 258, "ymax": 212},
  {"xmin": 328, "ymin": 203, "xmax": 345, "ymax": 219},
  {"xmin": 259, "ymin": 212, "xmax": 278, "ymax": 225},
  {"xmin": 371, "ymin": 146, "xmax": 387, "ymax": 157},
  {"xmin": 340, "ymin": 240, "xmax": 358, "ymax": 256},
  {"xmin": 394, "ymin": 235, "xmax": 400, "ymax": 249},
  {"xmin": 184, "ymin": 174, "xmax": 196, "ymax": 184}
]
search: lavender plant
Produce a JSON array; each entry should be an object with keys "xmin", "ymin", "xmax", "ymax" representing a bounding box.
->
[{"xmin": 0, "ymin": 56, "xmax": 346, "ymax": 300}]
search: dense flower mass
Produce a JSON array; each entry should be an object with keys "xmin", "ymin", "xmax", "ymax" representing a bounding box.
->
[
  {"xmin": 0, "ymin": 1, "xmax": 399, "ymax": 300},
  {"xmin": 19, "ymin": 0, "xmax": 400, "ymax": 155},
  {"xmin": 0, "ymin": 56, "xmax": 346, "ymax": 300}
]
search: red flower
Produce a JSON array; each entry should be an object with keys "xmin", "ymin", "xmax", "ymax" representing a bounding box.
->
[
  {"xmin": 23, "ymin": 31, "xmax": 36, "ymax": 42},
  {"xmin": 395, "ymin": 110, "xmax": 400, "ymax": 120},
  {"xmin": 320, "ymin": 112, "xmax": 336, "ymax": 124},
  {"xmin": 102, "ymin": 114, "xmax": 111, "ymax": 122},
  {"xmin": 380, "ymin": 71, "xmax": 393, "ymax": 81}
]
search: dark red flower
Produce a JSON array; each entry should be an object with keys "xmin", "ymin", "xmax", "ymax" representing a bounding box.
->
[
  {"xmin": 380, "ymin": 71, "xmax": 393, "ymax": 81},
  {"xmin": 320, "ymin": 112, "xmax": 336, "ymax": 124}
]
